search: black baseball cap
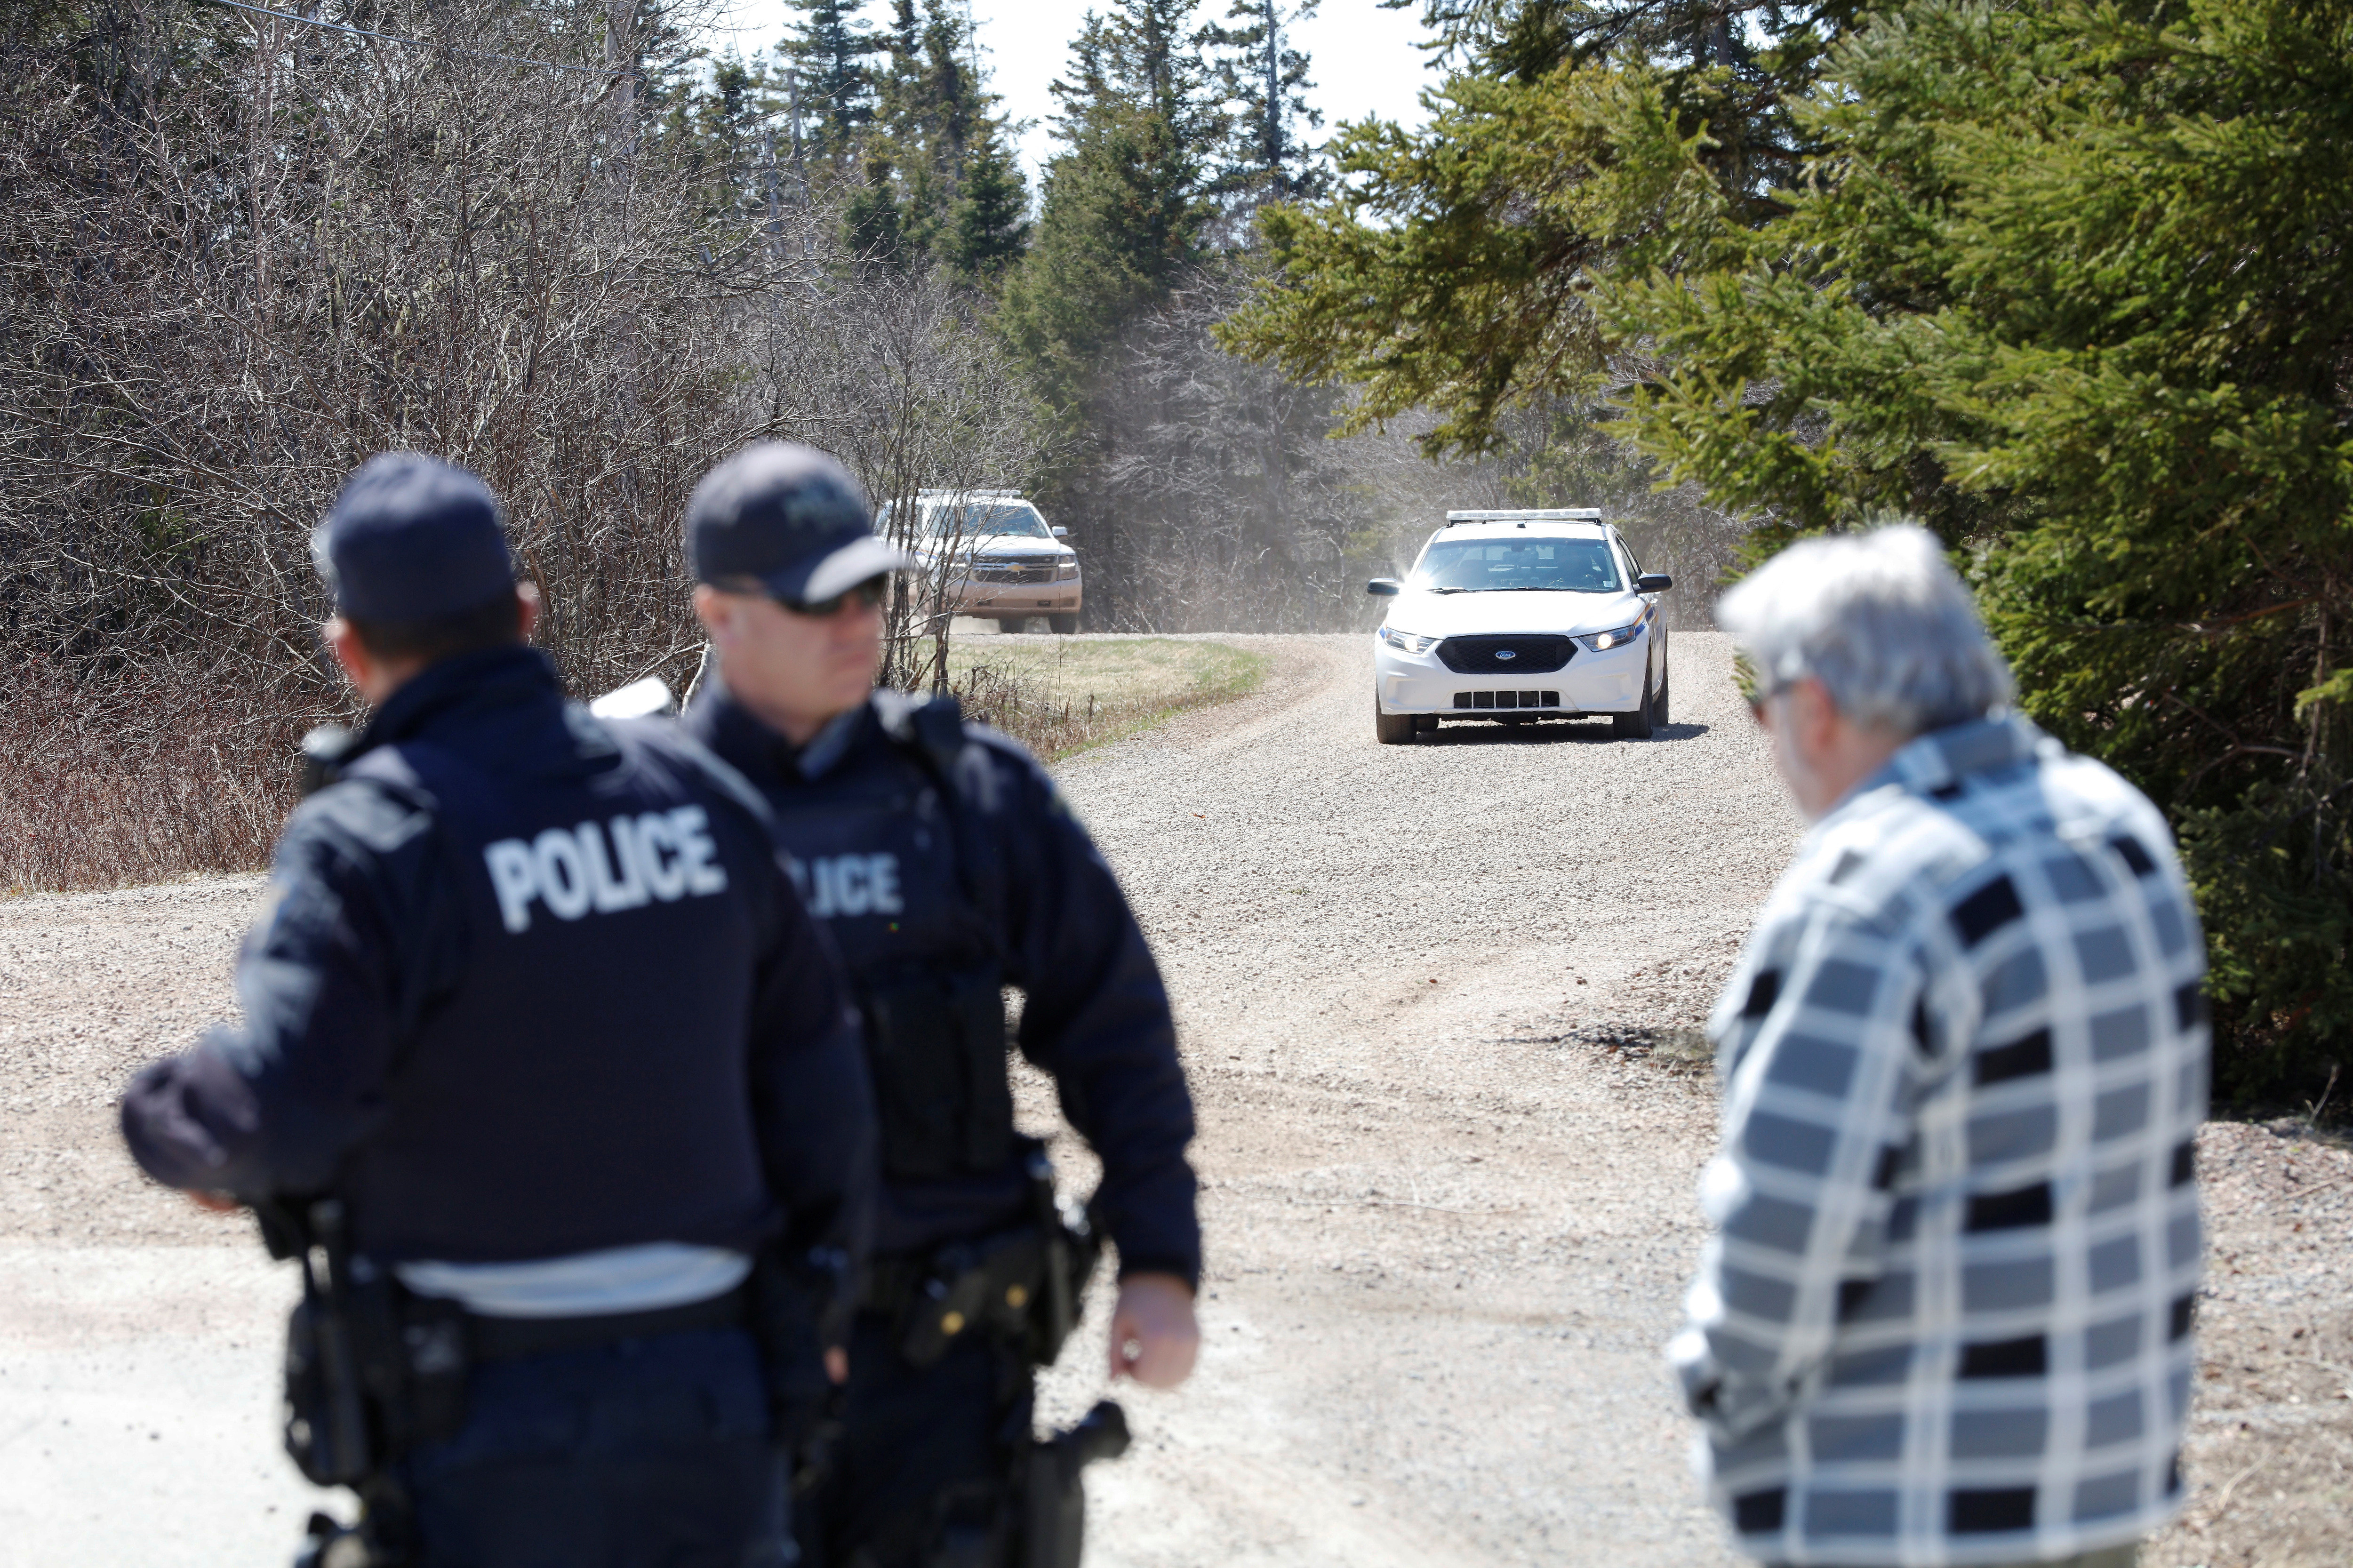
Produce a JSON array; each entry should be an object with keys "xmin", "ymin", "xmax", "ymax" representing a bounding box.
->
[
  {"xmin": 686, "ymin": 443, "xmax": 911, "ymax": 605},
  {"xmin": 311, "ymin": 453, "xmax": 515, "ymax": 622}
]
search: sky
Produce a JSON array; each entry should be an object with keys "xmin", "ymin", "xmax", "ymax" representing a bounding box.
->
[{"xmin": 698, "ymin": 0, "xmax": 1442, "ymax": 184}]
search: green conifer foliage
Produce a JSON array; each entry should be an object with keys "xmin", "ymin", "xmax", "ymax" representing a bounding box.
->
[
  {"xmin": 1218, "ymin": 0, "xmax": 1853, "ymax": 451},
  {"xmin": 947, "ymin": 117, "xmax": 1032, "ymax": 281},
  {"xmin": 1203, "ymin": 0, "xmax": 1326, "ymax": 205},
  {"xmin": 999, "ymin": 0, "xmax": 1223, "ymax": 426},
  {"xmin": 781, "ymin": 0, "xmax": 882, "ymax": 162},
  {"xmin": 837, "ymin": 0, "xmax": 1026, "ymax": 273},
  {"xmin": 1608, "ymin": 0, "xmax": 2353, "ymax": 1100},
  {"xmin": 1226, "ymin": 0, "xmax": 2353, "ymax": 1098}
]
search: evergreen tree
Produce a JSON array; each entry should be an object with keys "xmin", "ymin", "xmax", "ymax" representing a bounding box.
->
[
  {"xmin": 999, "ymin": 0, "xmax": 1222, "ymax": 417},
  {"xmin": 665, "ymin": 51, "xmax": 792, "ymax": 231},
  {"xmin": 995, "ymin": 0, "xmax": 1253, "ymax": 625},
  {"xmin": 840, "ymin": 145, "xmax": 909, "ymax": 263},
  {"xmin": 1603, "ymin": 0, "xmax": 2353, "ymax": 1100},
  {"xmin": 1220, "ymin": 0, "xmax": 1858, "ymax": 453},
  {"xmin": 945, "ymin": 115, "xmax": 1031, "ymax": 282},
  {"xmin": 836, "ymin": 0, "xmax": 1025, "ymax": 273},
  {"xmin": 1203, "ymin": 0, "xmax": 1325, "ymax": 207},
  {"xmin": 780, "ymin": 0, "xmax": 881, "ymax": 162},
  {"xmin": 877, "ymin": 0, "xmax": 982, "ymax": 168}
]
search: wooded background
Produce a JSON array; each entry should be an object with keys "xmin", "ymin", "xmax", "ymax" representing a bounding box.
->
[
  {"xmin": 0, "ymin": 0, "xmax": 1745, "ymax": 896},
  {"xmin": 1226, "ymin": 0, "xmax": 2353, "ymax": 1103},
  {"xmin": 10, "ymin": 1, "xmax": 2333, "ymax": 1107}
]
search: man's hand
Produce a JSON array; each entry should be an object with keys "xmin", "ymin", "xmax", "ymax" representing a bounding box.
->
[
  {"xmin": 1107, "ymin": 1272, "xmax": 1198, "ymax": 1389},
  {"xmin": 187, "ymin": 1190, "xmax": 240, "ymax": 1215}
]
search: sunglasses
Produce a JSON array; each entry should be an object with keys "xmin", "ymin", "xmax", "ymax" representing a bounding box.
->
[
  {"xmin": 786, "ymin": 575, "xmax": 891, "ymax": 618},
  {"xmin": 714, "ymin": 574, "xmax": 889, "ymax": 618}
]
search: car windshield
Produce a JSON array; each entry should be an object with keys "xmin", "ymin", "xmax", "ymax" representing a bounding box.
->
[
  {"xmin": 927, "ymin": 502, "xmax": 1051, "ymax": 540},
  {"xmin": 1413, "ymin": 536, "xmax": 1622, "ymax": 592}
]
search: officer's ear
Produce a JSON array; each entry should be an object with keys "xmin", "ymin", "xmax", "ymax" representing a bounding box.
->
[
  {"xmin": 691, "ymin": 583, "xmax": 736, "ymax": 643},
  {"xmin": 325, "ymin": 615, "xmax": 371, "ymax": 690}
]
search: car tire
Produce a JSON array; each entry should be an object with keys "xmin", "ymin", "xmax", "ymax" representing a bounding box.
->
[
  {"xmin": 1375, "ymin": 696, "xmax": 1417, "ymax": 745},
  {"xmin": 1613, "ymin": 663, "xmax": 1657, "ymax": 740},
  {"xmin": 997, "ymin": 616, "xmax": 1028, "ymax": 633},
  {"xmin": 1653, "ymin": 664, "xmax": 1671, "ymax": 727},
  {"xmin": 1048, "ymin": 614, "xmax": 1079, "ymax": 635}
]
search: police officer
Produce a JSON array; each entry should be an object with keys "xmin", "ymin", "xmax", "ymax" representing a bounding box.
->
[
  {"xmin": 119, "ymin": 453, "xmax": 875, "ymax": 1568},
  {"xmin": 678, "ymin": 444, "xmax": 1201, "ymax": 1568}
]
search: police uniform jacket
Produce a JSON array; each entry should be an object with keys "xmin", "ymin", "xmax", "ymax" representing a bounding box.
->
[
  {"xmin": 685, "ymin": 683, "xmax": 1200, "ymax": 1288},
  {"xmin": 121, "ymin": 646, "xmax": 875, "ymax": 1270}
]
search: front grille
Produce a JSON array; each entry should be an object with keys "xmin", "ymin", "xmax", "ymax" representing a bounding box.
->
[
  {"xmin": 971, "ymin": 560, "xmax": 1054, "ymax": 584},
  {"xmin": 1435, "ymin": 635, "xmax": 1574, "ymax": 675},
  {"xmin": 1455, "ymin": 690, "xmax": 1562, "ymax": 710}
]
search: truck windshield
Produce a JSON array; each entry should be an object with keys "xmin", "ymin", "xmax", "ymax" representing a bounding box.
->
[
  {"xmin": 928, "ymin": 502, "xmax": 1051, "ymax": 539},
  {"xmin": 1413, "ymin": 536, "xmax": 1621, "ymax": 592}
]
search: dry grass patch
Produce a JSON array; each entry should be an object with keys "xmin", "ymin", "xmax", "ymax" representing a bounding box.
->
[
  {"xmin": 1, "ymin": 659, "xmax": 317, "ymax": 895},
  {"xmin": 943, "ymin": 638, "xmax": 1268, "ymax": 762}
]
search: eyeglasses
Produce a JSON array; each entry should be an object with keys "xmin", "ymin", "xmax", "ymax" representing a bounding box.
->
[
  {"xmin": 776, "ymin": 575, "xmax": 890, "ymax": 619},
  {"xmin": 1747, "ymin": 679, "xmax": 1796, "ymax": 720}
]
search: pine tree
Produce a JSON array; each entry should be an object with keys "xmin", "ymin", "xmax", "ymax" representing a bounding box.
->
[
  {"xmin": 1204, "ymin": 0, "xmax": 1324, "ymax": 207},
  {"xmin": 1598, "ymin": 0, "xmax": 2353, "ymax": 1100},
  {"xmin": 1000, "ymin": 0, "xmax": 1221, "ymax": 402},
  {"xmin": 945, "ymin": 114, "xmax": 1030, "ymax": 281},
  {"xmin": 836, "ymin": 0, "xmax": 1025, "ymax": 272},
  {"xmin": 1220, "ymin": 0, "xmax": 1858, "ymax": 453},
  {"xmin": 780, "ymin": 0, "xmax": 881, "ymax": 162}
]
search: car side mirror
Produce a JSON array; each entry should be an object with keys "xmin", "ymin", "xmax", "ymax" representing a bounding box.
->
[
  {"xmin": 1367, "ymin": 578, "xmax": 1401, "ymax": 597},
  {"xmin": 1051, "ymin": 527, "xmax": 1069, "ymax": 538},
  {"xmin": 1636, "ymin": 573, "xmax": 1673, "ymax": 593}
]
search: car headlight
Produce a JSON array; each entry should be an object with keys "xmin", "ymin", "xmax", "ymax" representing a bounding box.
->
[
  {"xmin": 1056, "ymin": 557, "xmax": 1080, "ymax": 581},
  {"xmin": 1578, "ymin": 618, "xmax": 1646, "ymax": 652},
  {"xmin": 1379, "ymin": 627, "xmax": 1436, "ymax": 654}
]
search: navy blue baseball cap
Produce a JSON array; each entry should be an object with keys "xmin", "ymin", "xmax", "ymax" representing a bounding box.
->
[
  {"xmin": 312, "ymin": 453, "xmax": 515, "ymax": 622},
  {"xmin": 686, "ymin": 443, "xmax": 911, "ymax": 605}
]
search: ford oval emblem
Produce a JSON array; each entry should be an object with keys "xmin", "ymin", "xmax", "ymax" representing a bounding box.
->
[{"xmin": 1495, "ymin": 649, "xmax": 1517, "ymax": 660}]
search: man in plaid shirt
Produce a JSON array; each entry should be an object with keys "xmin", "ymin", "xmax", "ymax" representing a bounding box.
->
[{"xmin": 1673, "ymin": 527, "xmax": 2205, "ymax": 1568}]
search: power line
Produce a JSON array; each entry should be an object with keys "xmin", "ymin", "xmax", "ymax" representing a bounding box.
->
[{"xmin": 198, "ymin": 0, "xmax": 642, "ymax": 80}]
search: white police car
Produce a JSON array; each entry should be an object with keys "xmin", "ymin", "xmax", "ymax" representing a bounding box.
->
[{"xmin": 1368, "ymin": 510, "xmax": 1673, "ymax": 744}]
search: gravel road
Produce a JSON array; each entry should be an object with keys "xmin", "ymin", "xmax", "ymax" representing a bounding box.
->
[{"xmin": 2, "ymin": 632, "xmax": 2345, "ymax": 1567}]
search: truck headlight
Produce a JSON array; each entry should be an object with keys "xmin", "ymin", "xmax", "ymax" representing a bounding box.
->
[
  {"xmin": 1378, "ymin": 627, "xmax": 1436, "ymax": 655},
  {"xmin": 1578, "ymin": 619, "xmax": 1645, "ymax": 652},
  {"xmin": 1056, "ymin": 558, "xmax": 1080, "ymax": 581}
]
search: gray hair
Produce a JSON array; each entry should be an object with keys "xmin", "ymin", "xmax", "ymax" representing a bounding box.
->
[{"xmin": 1716, "ymin": 524, "xmax": 2012, "ymax": 735}]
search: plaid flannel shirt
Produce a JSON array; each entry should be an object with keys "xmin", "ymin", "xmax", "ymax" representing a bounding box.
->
[{"xmin": 1672, "ymin": 715, "xmax": 2207, "ymax": 1566}]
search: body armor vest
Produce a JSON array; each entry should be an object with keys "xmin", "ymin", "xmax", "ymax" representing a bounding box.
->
[
  {"xmin": 759, "ymin": 700, "xmax": 1015, "ymax": 1185},
  {"xmin": 331, "ymin": 720, "xmax": 778, "ymax": 1263}
]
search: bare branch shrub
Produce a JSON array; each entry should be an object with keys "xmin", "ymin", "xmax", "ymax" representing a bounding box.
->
[
  {"xmin": 1042, "ymin": 266, "xmax": 1750, "ymax": 633},
  {"xmin": 756, "ymin": 256, "xmax": 1045, "ymax": 691},
  {"xmin": 0, "ymin": 1, "xmax": 1042, "ymax": 890}
]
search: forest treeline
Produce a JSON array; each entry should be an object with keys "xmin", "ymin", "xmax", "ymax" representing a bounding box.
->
[
  {"xmin": 1228, "ymin": 0, "xmax": 2353, "ymax": 1101},
  {"xmin": 0, "ymin": 0, "xmax": 1743, "ymax": 892},
  {"xmin": 19, "ymin": 0, "xmax": 2326, "ymax": 1112}
]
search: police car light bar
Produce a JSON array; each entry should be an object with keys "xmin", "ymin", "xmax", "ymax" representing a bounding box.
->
[{"xmin": 1441, "ymin": 509, "xmax": 1603, "ymax": 525}]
